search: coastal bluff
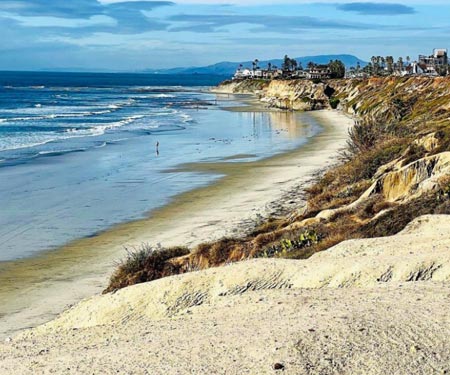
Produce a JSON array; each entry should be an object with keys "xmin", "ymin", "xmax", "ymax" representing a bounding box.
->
[{"xmin": 216, "ymin": 76, "xmax": 450, "ymax": 117}]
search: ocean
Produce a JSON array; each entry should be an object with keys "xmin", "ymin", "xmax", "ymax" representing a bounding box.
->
[
  {"xmin": 0, "ymin": 71, "xmax": 321, "ymax": 262},
  {"xmin": 0, "ymin": 72, "xmax": 227, "ymax": 165}
]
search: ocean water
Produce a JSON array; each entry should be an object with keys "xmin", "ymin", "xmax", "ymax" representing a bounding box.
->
[
  {"xmin": 0, "ymin": 72, "xmax": 321, "ymax": 262},
  {"xmin": 0, "ymin": 72, "xmax": 228, "ymax": 165}
]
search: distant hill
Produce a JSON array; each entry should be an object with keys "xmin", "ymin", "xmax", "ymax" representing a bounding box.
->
[{"xmin": 146, "ymin": 55, "xmax": 367, "ymax": 76}]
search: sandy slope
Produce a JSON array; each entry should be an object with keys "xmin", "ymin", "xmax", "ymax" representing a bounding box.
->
[{"xmin": 1, "ymin": 215, "xmax": 449, "ymax": 374}]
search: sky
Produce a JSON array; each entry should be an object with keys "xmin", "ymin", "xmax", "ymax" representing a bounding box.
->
[{"xmin": 0, "ymin": 0, "xmax": 448, "ymax": 71}]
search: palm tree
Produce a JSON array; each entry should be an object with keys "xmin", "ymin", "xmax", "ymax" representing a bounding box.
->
[
  {"xmin": 386, "ymin": 56, "xmax": 394, "ymax": 74},
  {"xmin": 398, "ymin": 57, "xmax": 404, "ymax": 71},
  {"xmin": 291, "ymin": 59, "xmax": 298, "ymax": 71},
  {"xmin": 252, "ymin": 59, "xmax": 259, "ymax": 72},
  {"xmin": 377, "ymin": 56, "xmax": 383, "ymax": 74},
  {"xmin": 406, "ymin": 56, "xmax": 411, "ymax": 66},
  {"xmin": 371, "ymin": 56, "xmax": 378, "ymax": 75},
  {"xmin": 282, "ymin": 55, "xmax": 291, "ymax": 72}
]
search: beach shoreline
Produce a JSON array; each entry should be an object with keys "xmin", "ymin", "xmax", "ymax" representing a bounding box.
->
[{"xmin": 0, "ymin": 106, "xmax": 352, "ymax": 339}]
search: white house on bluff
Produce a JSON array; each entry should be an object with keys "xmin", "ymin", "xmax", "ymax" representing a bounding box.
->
[{"xmin": 412, "ymin": 48, "xmax": 448, "ymax": 76}]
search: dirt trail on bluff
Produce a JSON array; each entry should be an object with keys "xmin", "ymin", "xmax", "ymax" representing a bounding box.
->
[{"xmin": 1, "ymin": 215, "xmax": 449, "ymax": 374}]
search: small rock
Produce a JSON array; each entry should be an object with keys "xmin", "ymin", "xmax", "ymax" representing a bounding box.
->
[
  {"xmin": 4, "ymin": 337, "xmax": 12, "ymax": 343},
  {"xmin": 273, "ymin": 363, "xmax": 285, "ymax": 371},
  {"xmin": 410, "ymin": 345, "xmax": 421, "ymax": 354}
]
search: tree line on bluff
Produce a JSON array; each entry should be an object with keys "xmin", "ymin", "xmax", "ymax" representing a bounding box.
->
[{"xmin": 247, "ymin": 55, "xmax": 346, "ymax": 79}]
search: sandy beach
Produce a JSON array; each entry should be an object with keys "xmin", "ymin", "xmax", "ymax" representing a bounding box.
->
[{"xmin": 0, "ymin": 108, "xmax": 352, "ymax": 339}]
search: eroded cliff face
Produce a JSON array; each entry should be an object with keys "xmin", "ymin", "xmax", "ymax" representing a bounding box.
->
[
  {"xmin": 218, "ymin": 76, "xmax": 450, "ymax": 209},
  {"xmin": 217, "ymin": 78, "xmax": 335, "ymax": 111},
  {"xmin": 212, "ymin": 77, "xmax": 450, "ymax": 261},
  {"xmin": 218, "ymin": 77, "xmax": 450, "ymax": 127}
]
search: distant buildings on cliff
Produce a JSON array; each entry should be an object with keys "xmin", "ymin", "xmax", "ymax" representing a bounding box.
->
[
  {"xmin": 233, "ymin": 49, "xmax": 449, "ymax": 81},
  {"xmin": 233, "ymin": 63, "xmax": 332, "ymax": 81},
  {"xmin": 414, "ymin": 49, "xmax": 448, "ymax": 76}
]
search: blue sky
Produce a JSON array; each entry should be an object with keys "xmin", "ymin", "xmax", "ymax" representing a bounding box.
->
[{"xmin": 0, "ymin": 0, "xmax": 448, "ymax": 71}]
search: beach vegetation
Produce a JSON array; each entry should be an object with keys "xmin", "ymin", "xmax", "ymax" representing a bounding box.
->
[
  {"xmin": 256, "ymin": 229, "xmax": 320, "ymax": 258},
  {"xmin": 104, "ymin": 244, "xmax": 189, "ymax": 293},
  {"xmin": 329, "ymin": 97, "xmax": 340, "ymax": 109}
]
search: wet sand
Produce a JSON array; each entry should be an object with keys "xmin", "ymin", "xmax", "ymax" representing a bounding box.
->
[{"xmin": 0, "ymin": 109, "xmax": 352, "ymax": 339}]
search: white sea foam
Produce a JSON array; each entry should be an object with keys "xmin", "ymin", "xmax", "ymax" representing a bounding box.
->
[
  {"xmin": 0, "ymin": 137, "xmax": 57, "ymax": 152},
  {"xmin": 94, "ymin": 142, "xmax": 107, "ymax": 149},
  {"xmin": 0, "ymin": 109, "xmax": 115, "ymax": 123},
  {"xmin": 150, "ymin": 110, "xmax": 177, "ymax": 117},
  {"xmin": 37, "ymin": 148, "xmax": 85, "ymax": 156},
  {"xmin": 64, "ymin": 115, "xmax": 144, "ymax": 137},
  {"xmin": 180, "ymin": 113, "xmax": 194, "ymax": 123},
  {"xmin": 0, "ymin": 115, "xmax": 144, "ymax": 152},
  {"xmin": 155, "ymin": 94, "xmax": 176, "ymax": 98}
]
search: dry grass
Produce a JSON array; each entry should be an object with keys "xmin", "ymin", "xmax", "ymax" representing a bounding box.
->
[
  {"xmin": 192, "ymin": 238, "xmax": 249, "ymax": 266},
  {"xmin": 359, "ymin": 190, "xmax": 450, "ymax": 238},
  {"xmin": 104, "ymin": 245, "xmax": 189, "ymax": 293}
]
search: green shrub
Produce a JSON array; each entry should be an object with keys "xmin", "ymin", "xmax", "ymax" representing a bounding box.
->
[
  {"xmin": 329, "ymin": 97, "xmax": 340, "ymax": 109},
  {"xmin": 257, "ymin": 229, "xmax": 320, "ymax": 258}
]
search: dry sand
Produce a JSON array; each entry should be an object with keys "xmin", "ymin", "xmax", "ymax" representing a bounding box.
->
[
  {"xmin": 1, "ymin": 215, "xmax": 449, "ymax": 374},
  {"xmin": 0, "ymin": 109, "xmax": 352, "ymax": 339}
]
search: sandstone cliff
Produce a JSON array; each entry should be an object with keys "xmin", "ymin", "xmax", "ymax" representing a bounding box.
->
[
  {"xmin": 217, "ymin": 77, "xmax": 450, "ymax": 230},
  {"xmin": 217, "ymin": 76, "xmax": 450, "ymax": 125}
]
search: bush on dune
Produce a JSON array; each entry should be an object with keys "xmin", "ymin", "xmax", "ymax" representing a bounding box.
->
[{"xmin": 104, "ymin": 245, "xmax": 189, "ymax": 293}]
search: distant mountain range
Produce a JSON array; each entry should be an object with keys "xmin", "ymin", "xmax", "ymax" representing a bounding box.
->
[{"xmin": 146, "ymin": 55, "xmax": 367, "ymax": 76}]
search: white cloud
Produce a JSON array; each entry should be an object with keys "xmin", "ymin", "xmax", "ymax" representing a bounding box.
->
[
  {"xmin": 41, "ymin": 32, "xmax": 164, "ymax": 48},
  {"xmin": 0, "ymin": 12, "xmax": 117, "ymax": 28}
]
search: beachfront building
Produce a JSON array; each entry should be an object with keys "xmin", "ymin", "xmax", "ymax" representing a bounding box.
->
[
  {"xmin": 233, "ymin": 66, "xmax": 283, "ymax": 80},
  {"xmin": 416, "ymin": 49, "xmax": 448, "ymax": 76},
  {"xmin": 307, "ymin": 65, "xmax": 331, "ymax": 80},
  {"xmin": 233, "ymin": 68, "xmax": 253, "ymax": 79}
]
